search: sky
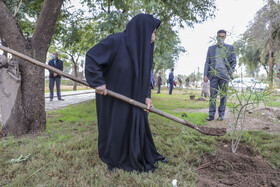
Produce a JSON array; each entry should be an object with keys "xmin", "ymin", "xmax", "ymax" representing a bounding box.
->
[{"xmin": 174, "ymin": 0, "xmax": 265, "ymax": 77}]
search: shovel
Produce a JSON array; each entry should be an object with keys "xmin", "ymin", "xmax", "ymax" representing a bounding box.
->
[{"xmin": 0, "ymin": 45, "xmax": 226, "ymax": 136}]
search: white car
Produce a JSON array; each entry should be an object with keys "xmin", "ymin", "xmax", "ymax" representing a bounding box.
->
[{"xmin": 231, "ymin": 77, "xmax": 268, "ymax": 91}]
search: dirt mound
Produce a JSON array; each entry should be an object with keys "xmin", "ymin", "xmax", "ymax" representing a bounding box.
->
[
  {"xmin": 197, "ymin": 144, "xmax": 280, "ymax": 187},
  {"xmin": 198, "ymin": 126, "xmax": 226, "ymax": 136}
]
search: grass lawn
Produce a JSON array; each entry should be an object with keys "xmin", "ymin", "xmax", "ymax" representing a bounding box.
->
[
  {"xmin": 1, "ymin": 88, "xmax": 279, "ymax": 186},
  {"xmin": 267, "ymin": 94, "xmax": 280, "ymax": 107}
]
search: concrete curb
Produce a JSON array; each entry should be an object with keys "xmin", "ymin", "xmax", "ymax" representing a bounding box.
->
[{"xmin": 45, "ymin": 90, "xmax": 95, "ymax": 98}]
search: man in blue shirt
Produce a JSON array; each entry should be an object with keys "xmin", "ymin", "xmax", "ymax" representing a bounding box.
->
[
  {"xmin": 48, "ymin": 52, "xmax": 64, "ymax": 101},
  {"xmin": 203, "ymin": 30, "xmax": 237, "ymax": 121}
]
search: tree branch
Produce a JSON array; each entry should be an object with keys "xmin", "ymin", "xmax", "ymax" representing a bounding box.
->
[
  {"xmin": 70, "ymin": 55, "xmax": 76, "ymax": 65},
  {"xmin": 65, "ymin": 52, "xmax": 75, "ymax": 65},
  {"xmin": 101, "ymin": 3, "xmax": 107, "ymax": 13},
  {"xmin": 75, "ymin": 53, "xmax": 80, "ymax": 64},
  {"xmin": 32, "ymin": 0, "xmax": 63, "ymax": 54},
  {"xmin": 13, "ymin": 0, "xmax": 23, "ymax": 17},
  {"xmin": 0, "ymin": 1, "xmax": 26, "ymax": 50},
  {"xmin": 108, "ymin": 0, "xmax": 111, "ymax": 13}
]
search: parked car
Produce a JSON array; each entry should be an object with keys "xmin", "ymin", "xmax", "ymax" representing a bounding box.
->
[{"xmin": 231, "ymin": 77, "xmax": 268, "ymax": 91}]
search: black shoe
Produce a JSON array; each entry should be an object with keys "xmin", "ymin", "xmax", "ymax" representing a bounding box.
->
[
  {"xmin": 58, "ymin": 98, "xmax": 64, "ymax": 101},
  {"xmin": 217, "ymin": 116, "xmax": 224, "ymax": 121},
  {"xmin": 206, "ymin": 116, "xmax": 214, "ymax": 121},
  {"xmin": 50, "ymin": 99, "xmax": 53, "ymax": 101},
  {"xmin": 159, "ymin": 157, "xmax": 168, "ymax": 163}
]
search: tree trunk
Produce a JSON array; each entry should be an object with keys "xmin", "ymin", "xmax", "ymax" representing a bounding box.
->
[
  {"xmin": 268, "ymin": 0, "xmax": 276, "ymax": 88},
  {"xmin": 0, "ymin": 0, "xmax": 63, "ymax": 136},
  {"xmin": 268, "ymin": 49, "xmax": 274, "ymax": 84},
  {"xmin": 268, "ymin": 23, "xmax": 274, "ymax": 88},
  {"xmin": 73, "ymin": 63, "xmax": 78, "ymax": 91},
  {"xmin": 70, "ymin": 55, "xmax": 79, "ymax": 91},
  {"xmin": 73, "ymin": 64, "xmax": 78, "ymax": 91},
  {"xmin": 0, "ymin": 33, "xmax": 8, "ymax": 57}
]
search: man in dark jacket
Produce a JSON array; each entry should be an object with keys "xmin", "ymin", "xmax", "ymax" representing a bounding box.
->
[
  {"xmin": 204, "ymin": 29, "xmax": 236, "ymax": 121},
  {"xmin": 168, "ymin": 68, "xmax": 174, "ymax": 95},
  {"xmin": 48, "ymin": 52, "xmax": 64, "ymax": 101}
]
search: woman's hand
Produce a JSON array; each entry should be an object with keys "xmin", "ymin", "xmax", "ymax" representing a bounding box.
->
[
  {"xmin": 204, "ymin": 76, "xmax": 208, "ymax": 82},
  {"xmin": 95, "ymin": 84, "xmax": 107, "ymax": 95},
  {"xmin": 144, "ymin": 98, "xmax": 154, "ymax": 112}
]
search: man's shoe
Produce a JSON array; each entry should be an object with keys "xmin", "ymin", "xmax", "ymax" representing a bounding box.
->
[
  {"xmin": 217, "ymin": 116, "xmax": 224, "ymax": 121},
  {"xmin": 206, "ymin": 116, "xmax": 214, "ymax": 121},
  {"xmin": 58, "ymin": 98, "xmax": 64, "ymax": 101},
  {"xmin": 50, "ymin": 99, "xmax": 53, "ymax": 101}
]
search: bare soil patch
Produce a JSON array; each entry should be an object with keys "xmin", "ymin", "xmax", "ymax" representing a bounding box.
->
[
  {"xmin": 198, "ymin": 126, "xmax": 227, "ymax": 136},
  {"xmin": 197, "ymin": 144, "xmax": 280, "ymax": 187},
  {"xmin": 175, "ymin": 105, "xmax": 280, "ymax": 133}
]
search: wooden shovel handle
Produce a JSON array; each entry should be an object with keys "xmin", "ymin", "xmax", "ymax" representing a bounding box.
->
[{"xmin": 0, "ymin": 45, "xmax": 225, "ymax": 136}]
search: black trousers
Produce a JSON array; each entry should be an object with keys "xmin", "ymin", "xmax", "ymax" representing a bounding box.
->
[
  {"xmin": 157, "ymin": 84, "xmax": 161, "ymax": 93},
  {"xmin": 49, "ymin": 77, "xmax": 61, "ymax": 100},
  {"xmin": 209, "ymin": 76, "xmax": 229, "ymax": 117},
  {"xmin": 169, "ymin": 81, "xmax": 174, "ymax": 95}
]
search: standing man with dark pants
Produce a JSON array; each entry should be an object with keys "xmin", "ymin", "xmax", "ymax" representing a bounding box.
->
[
  {"xmin": 204, "ymin": 30, "xmax": 236, "ymax": 121},
  {"xmin": 48, "ymin": 52, "xmax": 64, "ymax": 101},
  {"xmin": 157, "ymin": 72, "xmax": 162, "ymax": 94},
  {"xmin": 168, "ymin": 68, "xmax": 174, "ymax": 95}
]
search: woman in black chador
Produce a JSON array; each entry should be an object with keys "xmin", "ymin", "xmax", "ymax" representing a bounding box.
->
[{"xmin": 85, "ymin": 14, "xmax": 166, "ymax": 172}]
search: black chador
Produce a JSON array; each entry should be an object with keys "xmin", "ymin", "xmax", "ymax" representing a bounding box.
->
[{"xmin": 85, "ymin": 14, "xmax": 166, "ymax": 172}]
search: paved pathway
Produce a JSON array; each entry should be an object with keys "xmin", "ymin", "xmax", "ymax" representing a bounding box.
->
[
  {"xmin": 0, "ymin": 90, "xmax": 96, "ymax": 123},
  {"xmin": 45, "ymin": 90, "xmax": 95, "ymax": 111}
]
